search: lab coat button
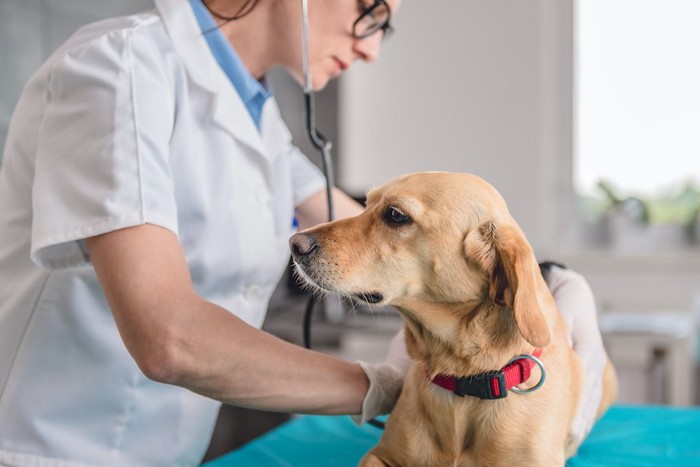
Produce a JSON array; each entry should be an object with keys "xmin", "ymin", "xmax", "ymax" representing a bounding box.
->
[
  {"xmin": 243, "ymin": 285, "xmax": 261, "ymax": 300},
  {"xmin": 256, "ymin": 188, "xmax": 270, "ymax": 205}
]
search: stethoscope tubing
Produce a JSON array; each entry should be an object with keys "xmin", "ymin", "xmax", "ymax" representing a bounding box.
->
[{"xmin": 300, "ymin": 0, "xmax": 334, "ymax": 222}]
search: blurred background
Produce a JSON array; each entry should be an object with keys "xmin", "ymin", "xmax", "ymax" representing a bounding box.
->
[{"xmin": 2, "ymin": 0, "xmax": 699, "ymax": 460}]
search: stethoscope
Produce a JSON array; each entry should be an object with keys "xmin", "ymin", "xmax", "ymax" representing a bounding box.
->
[
  {"xmin": 299, "ymin": 0, "xmax": 335, "ymax": 352},
  {"xmin": 299, "ymin": 0, "xmax": 385, "ymax": 430},
  {"xmin": 300, "ymin": 0, "xmax": 335, "ymax": 224}
]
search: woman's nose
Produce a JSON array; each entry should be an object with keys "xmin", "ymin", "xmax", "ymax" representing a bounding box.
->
[{"xmin": 353, "ymin": 32, "xmax": 383, "ymax": 63}]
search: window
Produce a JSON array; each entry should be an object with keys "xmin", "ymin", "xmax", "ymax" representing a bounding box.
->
[{"xmin": 574, "ymin": 0, "xmax": 700, "ymax": 236}]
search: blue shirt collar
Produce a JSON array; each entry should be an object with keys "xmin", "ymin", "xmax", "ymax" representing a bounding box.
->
[{"xmin": 187, "ymin": 0, "xmax": 272, "ymax": 129}]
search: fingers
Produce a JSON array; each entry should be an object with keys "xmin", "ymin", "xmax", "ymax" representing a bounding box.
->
[
  {"xmin": 352, "ymin": 360, "xmax": 404, "ymax": 425},
  {"xmin": 571, "ymin": 368, "xmax": 604, "ymax": 444}
]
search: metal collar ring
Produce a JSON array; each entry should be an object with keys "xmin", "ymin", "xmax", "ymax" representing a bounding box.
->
[{"xmin": 507, "ymin": 353, "xmax": 546, "ymax": 395}]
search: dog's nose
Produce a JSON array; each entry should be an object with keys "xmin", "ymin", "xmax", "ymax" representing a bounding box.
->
[{"xmin": 289, "ymin": 233, "xmax": 319, "ymax": 258}]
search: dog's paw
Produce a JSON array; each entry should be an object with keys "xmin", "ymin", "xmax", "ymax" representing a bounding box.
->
[{"xmin": 358, "ymin": 451, "xmax": 390, "ymax": 467}]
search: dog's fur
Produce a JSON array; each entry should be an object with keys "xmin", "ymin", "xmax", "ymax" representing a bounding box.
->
[{"xmin": 290, "ymin": 172, "xmax": 617, "ymax": 466}]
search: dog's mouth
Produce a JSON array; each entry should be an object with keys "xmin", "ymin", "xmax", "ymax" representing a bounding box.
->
[
  {"xmin": 293, "ymin": 262, "xmax": 385, "ymax": 305},
  {"xmin": 352, "ymin": 292, "xmax": 384, "ymax": 304},
  {"xmin": 292, "ymin": 254, "xmax": 387, "ymax": 305}
]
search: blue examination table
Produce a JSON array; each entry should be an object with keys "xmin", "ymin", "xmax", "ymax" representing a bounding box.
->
[{"xmin": 204, "ymin": 405, "xmax": 700, "ymax": 466}]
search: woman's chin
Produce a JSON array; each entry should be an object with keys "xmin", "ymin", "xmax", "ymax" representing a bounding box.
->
[{"xmin": 311, "ymin": 74, "xmax": 332, "ymax": 91}]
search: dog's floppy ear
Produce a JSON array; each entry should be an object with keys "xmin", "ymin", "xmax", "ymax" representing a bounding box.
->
[{"xmin": 464, "ymin": 222, "xmax": 552, "ymax": 348}]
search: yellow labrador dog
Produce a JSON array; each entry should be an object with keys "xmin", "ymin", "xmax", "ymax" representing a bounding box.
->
[{"xmin": 290, "ymin": 172, "xmax": 616, "ymax": 466}]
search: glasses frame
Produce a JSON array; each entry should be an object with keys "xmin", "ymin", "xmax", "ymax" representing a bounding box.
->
[{"xmin": 352, "ymin": 0, "xmax": 394, "ymax": 39}]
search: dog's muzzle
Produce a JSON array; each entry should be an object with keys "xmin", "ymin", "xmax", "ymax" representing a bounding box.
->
[{"xmin": 289, "ymin": 232, "xmax": 385, "ymax": 305}]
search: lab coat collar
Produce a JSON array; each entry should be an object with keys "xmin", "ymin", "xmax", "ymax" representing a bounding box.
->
[
  {"xmin": 154, "ymin": 0, "xmax": 290, "ymax": 163},
  {"xmin": 259, "ymin": 98, "xmax": 292, "ymax": 158}
]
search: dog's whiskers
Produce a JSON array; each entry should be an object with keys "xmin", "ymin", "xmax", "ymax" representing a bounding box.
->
[
  {"xmin": 291, "ymin": 264, "xmax": 329, "ymax": 299},
  {"xmin": 340, "ymin": 295, "xmax": 358, "ymax": 320}
]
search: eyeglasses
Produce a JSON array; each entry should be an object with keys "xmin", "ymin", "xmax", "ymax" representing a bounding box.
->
[{"xmin": 353, "ymin": 0, "xmax": 394, "ymax": 39}]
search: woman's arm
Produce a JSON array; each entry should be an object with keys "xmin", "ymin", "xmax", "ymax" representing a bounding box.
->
[
  {"xmin": 86, "ymin": 224, "xmax": 368, "ymax": 414},
  {"xmin": 295, "ymin": 187, "xmax": 364, "ymax": 229}
]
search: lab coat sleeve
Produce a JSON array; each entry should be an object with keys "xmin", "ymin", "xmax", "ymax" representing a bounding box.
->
[{"xmin": 30, "ymin": 28, "xmax": 178, "ymax": 269}]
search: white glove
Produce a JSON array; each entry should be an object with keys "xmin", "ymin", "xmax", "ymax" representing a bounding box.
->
[
  {"xmin": 545, "ymin": 265, "xmax": 608, "ymax": 445},
  {"xmin": 352, "ymin": 327, "xmax": 412, "ymax": 425}
]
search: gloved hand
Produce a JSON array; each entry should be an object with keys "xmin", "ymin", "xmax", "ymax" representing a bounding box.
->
[
  {"xmin": 545, "ymin": 265, "xmax": 608, "ymax": 445},
  {"xmin": 352, "ymin": 327, "xmax": 412, "ymax": 425}
]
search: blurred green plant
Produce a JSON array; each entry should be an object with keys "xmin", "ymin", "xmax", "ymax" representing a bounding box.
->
[
  {"xmin": 594, "ymin": 179, "xmax": 700, "ymax": 228},
  {"xmin": 577, "ymin": 190, "xmax": 613, "ymax": 223}
]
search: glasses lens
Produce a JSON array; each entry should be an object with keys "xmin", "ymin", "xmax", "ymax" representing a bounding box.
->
[{"xmin": 354, "ymin": 2, "xmax": 390, "ymax": 38}]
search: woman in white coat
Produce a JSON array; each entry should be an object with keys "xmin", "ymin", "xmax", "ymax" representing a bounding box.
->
[{"xmin": 0, "ymin": 0, "xmax": 607, "ymax": 465}]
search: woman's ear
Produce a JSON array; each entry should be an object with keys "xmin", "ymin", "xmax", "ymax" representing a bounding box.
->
[{"xmin": 464, "ymin": 222, "xmax": 552, "ymax": 348}]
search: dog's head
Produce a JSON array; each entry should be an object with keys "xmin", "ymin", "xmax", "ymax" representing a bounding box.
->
[{"xmin": 291, "ymin": 172, "xmax": 553, "ymax": 354}]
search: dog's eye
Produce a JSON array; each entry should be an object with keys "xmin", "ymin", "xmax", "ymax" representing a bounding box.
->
[{"xmin": 384, "ymin": 206, "xmax": 412, "ymax": 226}]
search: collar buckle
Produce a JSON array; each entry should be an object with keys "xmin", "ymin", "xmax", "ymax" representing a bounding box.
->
[{"xmin": 454, "ymin": 371, "xmax": 508, "ymax": 400}]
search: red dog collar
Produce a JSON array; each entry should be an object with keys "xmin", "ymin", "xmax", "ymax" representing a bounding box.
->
[{"xmin": 428, "ymin": 349, "xmax": 544, "ymax": 400}]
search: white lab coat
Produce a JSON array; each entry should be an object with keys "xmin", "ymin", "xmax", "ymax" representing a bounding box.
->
[{"xmin": 0, "ymin": 0, "xmax": 325, "ymax": 465}]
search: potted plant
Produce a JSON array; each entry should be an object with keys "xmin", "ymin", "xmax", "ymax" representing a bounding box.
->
[{"xmin": 597, "ymin": 180, "xmax": 700, "ymax": 253}]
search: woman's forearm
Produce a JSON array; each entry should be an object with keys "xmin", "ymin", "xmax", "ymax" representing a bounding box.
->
[{"xmin": 162, "ymin": 296, "xmax": 368, "ymax": 414}]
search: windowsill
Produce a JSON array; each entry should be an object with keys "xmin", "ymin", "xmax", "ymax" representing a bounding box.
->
[{"xmin": 553, "ymin": 247, "xmax": 700, "ymax": 274}]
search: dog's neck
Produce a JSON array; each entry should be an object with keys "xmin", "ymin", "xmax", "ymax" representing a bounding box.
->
[{"xmin": 396, "ymin": 300, "xmax": 531, "ymax": 379}]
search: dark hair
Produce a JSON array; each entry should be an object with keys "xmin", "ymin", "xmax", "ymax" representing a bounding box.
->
[{"xmin": 203, "ymin": 0, "xmax": 261, "ymax": 23}]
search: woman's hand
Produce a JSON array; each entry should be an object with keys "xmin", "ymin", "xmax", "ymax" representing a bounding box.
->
[
  {"xmin": 545, "ymin": 266, "xmax": 608, "ymax": 444},
  {"xmin": 352, "ymin": 328, "xmax": 411, "ymax": 424}
]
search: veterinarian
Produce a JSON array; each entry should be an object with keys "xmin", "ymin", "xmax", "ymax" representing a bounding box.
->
[{"xmin": 0, "ymin": 0, "xmax": 606, "ymax": 465}]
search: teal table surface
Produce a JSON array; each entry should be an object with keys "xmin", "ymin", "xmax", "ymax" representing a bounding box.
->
[{"xmin": 204, "ymin": 405, "xmax": 700, "ymax": 466}]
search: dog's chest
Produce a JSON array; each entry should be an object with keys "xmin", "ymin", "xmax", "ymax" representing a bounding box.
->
[{"xmin": 416, "ymin": 387, "xmax": 542, "ymax": 465}]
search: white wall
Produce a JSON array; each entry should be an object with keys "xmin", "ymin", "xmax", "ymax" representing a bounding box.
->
[{"xmin": 339, "ymin": 0, "xmax": 573, "ymax": 254}]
